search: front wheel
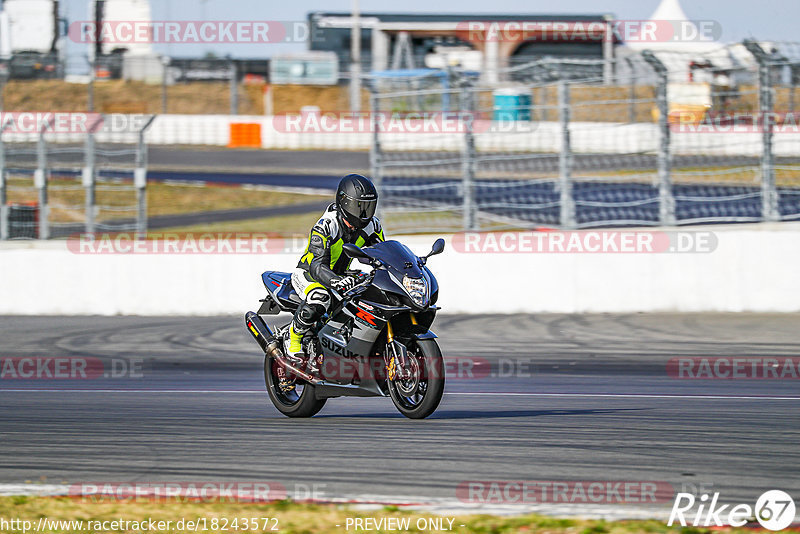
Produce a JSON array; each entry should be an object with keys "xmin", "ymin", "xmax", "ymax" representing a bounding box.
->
[
  {"xmin": 264, "ymin": 356, "xmax": 326, "ymax": 418},
  {"xmin": 387, "ymin": 339, "xmax": 445, "ymax": 419}
]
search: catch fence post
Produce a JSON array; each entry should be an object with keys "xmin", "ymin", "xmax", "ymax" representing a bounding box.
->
[
  {"xmin": 642, "ymin": 51, "xmax": 675, "ymax": 226},
  {"xmin": 135, "ymin": 115, "xmax": 157, "ymax": 235},
  {"xmin": 0, "ymin": 119, "xmax": 8, "ymax": 240},
  {"xmin": 460, "ymin": 84, "xmax": 477, "ymax": 231},
  {"xmin": 36, "ymin": 120, "xmax": 52, "ymax": 239},
  {"xmin": 83, "ymin": 115, "xmax": 104, "ymax": 235},
  {"xmin": 744, "ymin": 40, "xmax": 779, "ymax": 222},
  {"xmin": 230, "ymin": 61, "xmax": 239, "ymax": 115},
  {"xmin": 369, "ymin": 90, "xmax": 384, "ymax": 221},
  {"xmin": 161, "ymin": 56, "xmax": 170, "ymax": 114},
  {"xmin": 88, "ymin": 58, "xmax": 95, "ymax": 113},
  {"xmin": 557, "ymin": 80, "xmax": 575, "ymax": 229}
]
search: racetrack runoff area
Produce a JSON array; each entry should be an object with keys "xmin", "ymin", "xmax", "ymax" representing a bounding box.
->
[
  {"xmin": 2, "ymin": 224, "xmax": 800, "ymax": 528},
  {"xmin": 0, "ymin": 313, "xmax": 798, "ymax": 526}
]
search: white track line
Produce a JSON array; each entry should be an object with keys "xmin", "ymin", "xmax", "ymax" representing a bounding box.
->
[{"xmin": 1, "ymin": 389, "xmax": 798, "ymax": 400}]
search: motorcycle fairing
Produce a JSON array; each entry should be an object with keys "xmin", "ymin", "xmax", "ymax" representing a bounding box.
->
[{"xmin": 261, "ymin": 271, "xmax": 301, "ymax": 311}]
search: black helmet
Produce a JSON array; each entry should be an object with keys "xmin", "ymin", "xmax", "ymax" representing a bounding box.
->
[{"xmin": 336, "ymin": 173, "xmax": 378, "ymax": 230}]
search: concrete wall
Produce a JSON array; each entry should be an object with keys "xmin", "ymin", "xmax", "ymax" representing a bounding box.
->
[
  {"xmin": 2, "ymin": 114, "xmax": 798, "ymax": 156},
  {"xmin": 1, "ymin": 227, "xmax": 799, "ymax": 315}
]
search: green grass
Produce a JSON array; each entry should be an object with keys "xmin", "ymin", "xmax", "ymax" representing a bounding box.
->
[
  {"xmin": 5, "ymin": 177, "xmax": 327, "ymax": 220},
  {"xmin": 0, "ymin": 496, "xmax": 769, "ymax": 534},
  {"xmin": 147, "ymin": 212, "xmax": 322, "ymax": 237}
]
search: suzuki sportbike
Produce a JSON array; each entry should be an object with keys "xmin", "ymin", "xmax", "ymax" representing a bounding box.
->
[{"xmin": 245, "ymin": 238, "xmax": 445, "ymax": 419}]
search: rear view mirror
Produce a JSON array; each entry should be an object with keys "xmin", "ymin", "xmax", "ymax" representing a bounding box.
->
[
  {"xmin": 420, "ymin": 238, "xmax": 445, "ymax": 264},
  {"xmin": 430, "ymin": 238, "xmax": 445, "ymax": 256}
]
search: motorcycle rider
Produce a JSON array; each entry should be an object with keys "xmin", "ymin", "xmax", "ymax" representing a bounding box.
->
[{"xmin": 283, "ymin": 173, "xmax": 385, "ymax": 365}]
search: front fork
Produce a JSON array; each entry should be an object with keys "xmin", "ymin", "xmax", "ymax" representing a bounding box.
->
[{"xmin": 384, "ymin": 317, "xmax": 416, "ymax": 381}]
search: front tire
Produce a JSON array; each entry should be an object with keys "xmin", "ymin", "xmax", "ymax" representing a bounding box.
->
[
  {"xmin": 388, "ymin": 339, "xmax": 445, "ymax": 419},
  {"xmin": 264, "ymin": 356, "xmax": 326, "ymax": 418}
]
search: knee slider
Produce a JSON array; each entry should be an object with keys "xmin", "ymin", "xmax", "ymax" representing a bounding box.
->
[
  {"xmin": 297, "ymin": 303, "xmax": 318, "ymax": 326},
  {"xmin": 306, "ymin": 288, "xmax": 331, "ymax": 309}
]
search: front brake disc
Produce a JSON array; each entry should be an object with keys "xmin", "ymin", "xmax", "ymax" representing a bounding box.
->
[{"xmin": 395, "ymin": 355, "xmax": 421, "ymax": 396}]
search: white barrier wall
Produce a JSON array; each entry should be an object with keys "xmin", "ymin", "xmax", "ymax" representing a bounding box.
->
[
  {"xmin": 5, "ymin": 114, "xmax": 800, "ymax": 156},
  {"xmin": 1, "ymin": 228, "xmax": 799, "ymax": 315}
]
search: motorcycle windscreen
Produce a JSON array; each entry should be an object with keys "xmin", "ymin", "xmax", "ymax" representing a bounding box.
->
[{"xmin": 362, "ymin": 241, "xmax": 424, "ymax": 278}]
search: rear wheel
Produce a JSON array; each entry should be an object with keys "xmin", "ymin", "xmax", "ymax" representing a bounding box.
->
[
  {"xmin": 264, "ymin": 355, "xmax": 326, "ymax": 418},
  {"xmin": 387, "ymin": 339, "xmax": 445, "ymax": 419}
]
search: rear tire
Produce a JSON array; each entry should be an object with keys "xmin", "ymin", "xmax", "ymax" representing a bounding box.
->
[
  {"xmin": 264, "ymin": 356, "xmax": 326, "ymax": 418},
  {"xmin": 388, "ymin": 339, "xmax": 445, "ymax": 419}
]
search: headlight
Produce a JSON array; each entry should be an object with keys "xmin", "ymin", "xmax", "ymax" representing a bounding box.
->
[{"xmin": 402, "ymin": 275, "xmax": 428, "ymax": 307}]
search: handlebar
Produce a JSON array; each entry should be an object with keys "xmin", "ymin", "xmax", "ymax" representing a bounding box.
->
[{"xmin": 332, "ymin": 269, "xmax": 375, "ymax": 301}]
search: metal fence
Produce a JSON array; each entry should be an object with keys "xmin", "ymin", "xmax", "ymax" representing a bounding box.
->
[
  {"xmin": 0, "ymin": 117, "xmax": 155, "ymax": 240},
  {"xmin": 371, "ymin": 40, "xmax": 800, "ymax": 232}
]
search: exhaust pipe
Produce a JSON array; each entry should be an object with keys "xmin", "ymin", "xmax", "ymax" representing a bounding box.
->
[
  {"xmin": 244, "ymin": 311, "xmax": 322, "ymax": 385},
  {"xmin": 245, "ymin": 311, "xmax": 281, "ymax": 356}
]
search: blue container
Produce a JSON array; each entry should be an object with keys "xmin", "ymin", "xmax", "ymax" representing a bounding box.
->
[{"xmin": 493, "ymin": 88, "xmax": 532, "ymax": 122}]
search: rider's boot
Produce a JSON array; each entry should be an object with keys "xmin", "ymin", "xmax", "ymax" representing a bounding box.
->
[
  {"xmin": 283, "ymin": 323, "xmax": 321, "ymax": 375},
  {"xmin": 282, "ymin": 324, "xmax": 305, "ymax": 365},
  {"xmin": 282, "ymin": 296, "xmax": 326, "ymax": 374}
]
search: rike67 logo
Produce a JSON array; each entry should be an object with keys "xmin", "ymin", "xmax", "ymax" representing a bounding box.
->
[{"xmin": 669, "ymin": 490, "xmax": 796, "ymax": 531}]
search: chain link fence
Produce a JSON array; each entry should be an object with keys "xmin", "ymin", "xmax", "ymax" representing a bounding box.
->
[
  {"xmin": 371, "ymin": 40, "xmax": 800, "ymax": 232},
  {"xmin": 0, "ymin": 117, "xmax": 154, "ymax": 240},
  {"xmin": 766, "ymin": 41, "xmax": 800, "ymax": 219}
]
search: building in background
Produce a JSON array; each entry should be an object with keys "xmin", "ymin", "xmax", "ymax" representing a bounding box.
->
[
  {"xmin": 0, "ymin": 0, "xmax": 64, "ymax": 79},
  {"xmin": 308, "ymin": 12, "xmax": 617, "ymax": 84},
  {"xmin": 90, "ymin": 0, "xmax": 161, "ymax": 81}
]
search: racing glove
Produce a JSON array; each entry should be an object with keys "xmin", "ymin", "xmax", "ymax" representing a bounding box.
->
[{"xmin": 330, "ymin": 276, "xmax": 358, "ymax": 293}]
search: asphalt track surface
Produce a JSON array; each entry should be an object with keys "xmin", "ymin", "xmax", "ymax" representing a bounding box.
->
[
  {"xmin": 145, "ymin": 148, "xmax": 798, "ymax": 177},
  {"xmin": 1, "ymin": 314, "xmax": 799, "ymax": 515},
  {"xmin": 11, "ymin": 146, "xmax": 800, "ymax": 187}
]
